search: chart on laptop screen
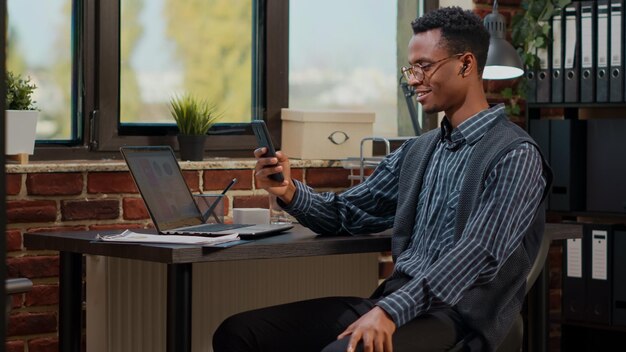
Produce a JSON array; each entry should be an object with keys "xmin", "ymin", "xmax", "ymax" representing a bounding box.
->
[{"xmin": 126, "ymin": 150, "xmax": 199, "ymax": 224}]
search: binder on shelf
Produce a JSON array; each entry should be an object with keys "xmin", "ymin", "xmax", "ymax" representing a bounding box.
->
[
  {"xmin": 536, "ymin": 20, "xmax": 551, "ymax": 103},
  {"xmin": 580, "ymin": 2, "xmax": 595, "ymax": 103},
  {"xmin": 526, "ymin": 70, "xmax": 537, "ymax": 104},
  {"xmin": 549, "ymin": 119, "xmax": 586, "ymax": 212},
  {"xmin": 610, "ymin": 0, "xmax": 624, "ymax": 102},
  {"xmin": 596, "ymin": 1, "xmax": 610, "ymax": 102},
  {"xmin": 552, "ymin": 9, "xmax": 564, "ymax": 103},
  {"xmin": 563, "ymin": 236, "xmax": 586, "ymax": 321},
  {"xmin": 584, "ymin": 224, "xmax": 612, "ymax": 324},
  {"xmin": 613, "ymin": 228, "xmax": 626, "ymax": 327},
  {"xmin": 564, "ymin": 2, "xmax": 580, "ymax": 102}
]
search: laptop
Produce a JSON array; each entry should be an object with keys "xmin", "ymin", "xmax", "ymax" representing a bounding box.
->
[{"xmin": 120, "ymin": 146, "xmax": 293, "ymax": 239}]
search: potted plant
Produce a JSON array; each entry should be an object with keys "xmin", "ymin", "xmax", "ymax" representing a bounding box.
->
[
  {"xmin": 5, "ymin": 71, "xmax": 39, "ymax": 161},
  {"xmin": 169, "ymin": 94, "xmax": 220, "ymax": 161}
]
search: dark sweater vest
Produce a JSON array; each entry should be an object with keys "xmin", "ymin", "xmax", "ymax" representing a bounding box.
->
[{"xmin": 391, "ymin": 115, "xmax": 553, "ymax": 350}]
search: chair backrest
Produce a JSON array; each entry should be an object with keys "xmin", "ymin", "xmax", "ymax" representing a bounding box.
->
[
  {"xmin": 6, "ymin": 278, "xmax": 33, "ymax": 323},
  {"xmin": 525, "ymin": 229, "xmax": 552, "ymax": 294}
]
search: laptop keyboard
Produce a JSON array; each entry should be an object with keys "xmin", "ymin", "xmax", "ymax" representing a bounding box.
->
[{"xmin": 190, "ymin": 223, "xmax": 249, "ymax": 232}]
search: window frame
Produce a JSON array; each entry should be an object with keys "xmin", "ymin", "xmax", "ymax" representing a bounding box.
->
[{"xmin": 33, "ymin": 0, "xmax": 288, "ymax": 159}]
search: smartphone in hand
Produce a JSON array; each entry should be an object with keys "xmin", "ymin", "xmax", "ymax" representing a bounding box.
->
[{"xmin": 251, "ymin": 120, "xmax": 285, "ymax": 183}]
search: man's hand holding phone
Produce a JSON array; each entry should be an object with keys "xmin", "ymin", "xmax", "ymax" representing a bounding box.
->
[{"xmin": 253, "ymin": 148, "xmax": 296, "ymax": 205}]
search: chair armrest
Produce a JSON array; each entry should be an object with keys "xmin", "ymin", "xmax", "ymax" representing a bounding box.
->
[{"xmin": 6, "ymin": 278, "xmax": 33, "ymax": 295}]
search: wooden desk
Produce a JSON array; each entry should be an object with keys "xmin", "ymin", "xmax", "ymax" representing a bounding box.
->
[
  {"xmin": 24, "ymin": 225, "xmax": 391, "ymax": 352},
  {"xmin": 25, "ymin": 223, "xmax": 581, "ymax": 352}
]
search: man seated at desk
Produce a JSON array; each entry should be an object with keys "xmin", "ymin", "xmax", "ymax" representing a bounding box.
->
[{"xmin": 213, "ymin": 6, "xmax": 552, "ymax": 352}]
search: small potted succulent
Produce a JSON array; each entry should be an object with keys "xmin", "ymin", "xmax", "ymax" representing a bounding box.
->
[
  {"xmin": 169, "ymin": 94, "xmax": 221, "ymax": 161},
  {"xmin": 5, "ymin": 71, "xmax": 38, "ymax": 159}
]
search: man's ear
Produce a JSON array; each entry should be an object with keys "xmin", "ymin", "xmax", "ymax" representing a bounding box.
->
[{"xmin": 458, "ymin": 54, "xmax": 476, "ymax": 77}]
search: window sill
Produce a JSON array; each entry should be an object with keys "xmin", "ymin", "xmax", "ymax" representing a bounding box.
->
[{"xmin": 5, "ymin": 158, "xmax": 344, "ymax": 174}]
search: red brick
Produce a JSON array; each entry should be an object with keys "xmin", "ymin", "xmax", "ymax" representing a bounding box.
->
[
  {"xmin": 305, "ymin": 168, "xmax": 351, "ymax": 188},
  {"xmin": 6, "ymin": 340, "xmax": 24, "ymax": 352},
  {"xmin": 379, "ymin": 261, "xmax": 394, "ymax": 279},
  {"xmin": 540, "ymin": 108, "xmax": 565, "ymax": 118},
  {"xmin": 484, "ymin": 78, "xmax": 520, "ymax": 94},
  {"xmin": 7, "ymin": 312, "xmax": 57, "ymax": 336},
  {"xmin": 291, "ymin": 168, "xmax": 304, "ymax": 182},
  {"xmin": 25, "ymin": 284, "xmax": 59, "ymax": 306},
  {"xmin": 233, "ymin": 195, "xmax": 270, "ymax": 209},
  {"xmin": 62, "ymin": 199, "xmax": 119, "ymax": 220},
  {"xmin": 473, "ymin": 0, "xmax": 521, "ymax": 6},
  {"xmin": 89, "ymin": 223, "xmax": 147, "ymax": 231},
  {"xmin": 7, "ymin": 256, "xmax": 59, "ymax": 279},
  {"xmin": 195, "ymin": 195, "xmax": 230, "ymax": 216},
  {"xmin": 27, "ymin": 225, "xmax": 88, "ymax": 233},
  {"xmin": 7, "ymin": 230, "xmax": 22, "ymax": 252},
  {"xmin": 11, "ymin": 294, "xmax": 24, "ymax": 309},
  {"xmin": 473, "ymin": 7, "xmax": 517, "ymax": 26},
  {"xmin": 254, "ymin": 168, "xmax": 303, "ymax": 189},
  {"xmin": 88, "ymin": 172, "xmax": 138, "ymax": 194},
  {"xmin": 203, "ymin": 169, "xmax": 253, "ymax": 191},
  {"xmin": 549, "ymin": 290, "xmax": 561, "ymax": 312},
  {"xmin": 122, "ymin": 197, "xmax": 150, "ymax": 220},
  {"xmin": 6, "ymin": 174, "xmax": 22, "ymax": 195},
  {"xmin": 183, "ymin": 171, "xmax": 200, "ymax": 192},
  {"xmin": 7, "ymin": 200, "xmax": 57, "ymax": 223},
  {"xmin": 26, "ymin": 173, "xmax": 83, "ymax": 196},
  {"xmin": 28, "ymin": 337, "xmax": 58, "ymax": 352}
]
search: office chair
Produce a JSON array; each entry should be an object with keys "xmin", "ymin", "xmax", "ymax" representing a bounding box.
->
[
  {"xmin": 448, "ymin": 229, "xmax": 553, "ymax": 352},
  {"xmin": 6, "ymin": 278, "xmax": 33, "ymax": 323}
]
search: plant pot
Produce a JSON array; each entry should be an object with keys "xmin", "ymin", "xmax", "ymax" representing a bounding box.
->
[
  {"xmin": 5, "ymin": 110, "xmax": 38, "ymax": 155},
  {"xmin": 177, "ymin": 134, "xmax": 207, "ymax": 161}
]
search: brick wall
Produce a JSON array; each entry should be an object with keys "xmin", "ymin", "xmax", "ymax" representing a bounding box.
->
[{"xmin": 5, "ymin": 163, "xmax": 373, "ymax": 350}]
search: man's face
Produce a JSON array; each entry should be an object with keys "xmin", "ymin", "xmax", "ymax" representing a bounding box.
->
[{"xmin": 406, "ymin": 29, "xmax": 465, "ymax": 114}]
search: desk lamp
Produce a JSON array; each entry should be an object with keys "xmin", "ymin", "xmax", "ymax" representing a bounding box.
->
[{"xmin": 482, "ymin": 0, "xmax": 524, "ymax": 79}]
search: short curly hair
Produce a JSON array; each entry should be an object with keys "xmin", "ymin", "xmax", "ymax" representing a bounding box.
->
[{"xmin": 411, "ymin": 7, "xmax": 490, "ymax": 73}]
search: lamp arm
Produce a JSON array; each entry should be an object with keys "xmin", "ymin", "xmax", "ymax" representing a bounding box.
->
[{"xmin": 400, "ymin": 82, "xmax": 421, "ymax": 136}]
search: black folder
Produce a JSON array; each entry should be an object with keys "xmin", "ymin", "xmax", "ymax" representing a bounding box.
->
[
  {"xmin": 564, "ymin": 2, "xmax": 580, "ymax": 102},
  {"xmin": 563, "ymin": 236, "xmax": 586, "ymax": 321},
  {"xmin": 552, "ymin": 10, "xmax": 564, "ymax": 103},
  {"xmin": 610, "ymin": 0, "xmax": 624, "ymax": 102},
  {"xmin": 536, "ymin": 20, "xmax": 551, "ymax": 103},
  {"xmin": 613, "ymin": 228, "xmax": 626, "ymax": 326},
  {"xmin": 549, "ymin": 119, "xmax": 586, "ymax": 211},
  {"xmin": 526, "ymin": 70, "xmax": 537, "ymax": 104},
  {"xmin": 584, "ymin": 224, "xmax": 612, "ymax": 324},
  {"xmin": 596, "ymin": 1, "xmax": 610, "ymax": 102},
  {"xmin": 580, "ymin": 2, "xmax": 596, "ymax": 103}
]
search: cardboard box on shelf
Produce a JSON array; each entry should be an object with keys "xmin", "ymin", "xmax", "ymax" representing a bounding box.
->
[{"xmin": 281, "ymin": 109, "xmax": 375, "ymax": 160}]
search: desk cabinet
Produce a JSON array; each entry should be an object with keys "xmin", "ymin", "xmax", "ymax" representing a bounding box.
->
[{"xmin": 86, "ymin": 253, "xmax": 379, "ymax": 352}]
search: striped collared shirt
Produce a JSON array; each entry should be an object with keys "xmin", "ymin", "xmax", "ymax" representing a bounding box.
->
[{"xmin": 284, "ymin": 104, "xmax": 546, "ymax": 327}]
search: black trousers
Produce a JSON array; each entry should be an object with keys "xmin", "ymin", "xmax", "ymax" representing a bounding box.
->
[{"xmin": 212, "ymin": 278, "xmax": 470, "ymax": 352}]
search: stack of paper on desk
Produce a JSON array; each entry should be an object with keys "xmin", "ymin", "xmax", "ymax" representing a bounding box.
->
[{"xmin": 96, "ymin": 230, "xmax": 240, "ymax": 246}]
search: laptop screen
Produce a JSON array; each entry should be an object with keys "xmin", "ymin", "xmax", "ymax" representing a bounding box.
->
[{"xmin": 121, "ymin": 147, "xmax": 204, "ymax": 230}]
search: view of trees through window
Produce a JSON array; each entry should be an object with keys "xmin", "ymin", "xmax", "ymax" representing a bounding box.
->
[
  {"xmin": 120, "ymin": 0, "xmax": 253, "ymax": 125},
  {"xmin": 289, "ymin": 0, "xmax": 398, "ymax": 137},
  {"xmin": 7, "ymin": 0, "xmax": 73, "ymax": 140}
]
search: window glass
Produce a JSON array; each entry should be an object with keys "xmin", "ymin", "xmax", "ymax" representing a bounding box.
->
[
  {"xmin": 289, "ymin": 0, "xmax": 398, "ymax": 137},
  {"xmin": 120, "ymin": 0, "xmax": 253, "ymax": 125},
  {"xmin": 7, "ymin": 0, "xmax": 73, "ymax": 140}
]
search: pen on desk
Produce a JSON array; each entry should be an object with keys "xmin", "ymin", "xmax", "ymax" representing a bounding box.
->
[{"xmin": 203, "ymin": 178, "xmax": 238, "ymax": 223}]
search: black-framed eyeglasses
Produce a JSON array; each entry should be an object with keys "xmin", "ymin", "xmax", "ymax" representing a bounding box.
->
[{"xmin": 401, "ymin": 53, "xmax": 464, "ymax": 82}]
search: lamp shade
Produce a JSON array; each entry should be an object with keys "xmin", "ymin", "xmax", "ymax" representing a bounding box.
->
[{"xmin": 482, "ymin": 1, "xmax": 524, "ymax": 80}]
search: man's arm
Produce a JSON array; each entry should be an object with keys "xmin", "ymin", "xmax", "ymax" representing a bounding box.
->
[
  {"xmin": 280, "ymin": 142, "xmax": 409, "ymax": 235},
  {"xmin": 376, "ymin": 143, "xmax": 546, "ymax": 326}
]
